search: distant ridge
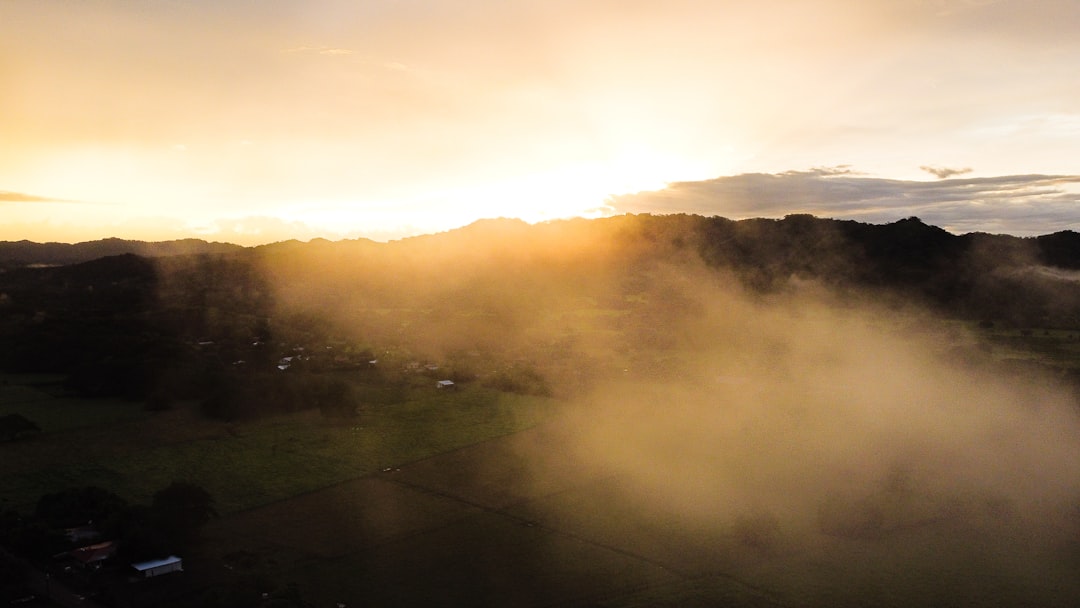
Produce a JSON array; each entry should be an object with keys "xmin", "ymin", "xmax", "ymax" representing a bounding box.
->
[
  {"xmin": 3, "ymin": 216, "xmax": 1080, "ymax": 276},
  {"xmin": 3, "ymin": 215, "xmax": 1080, "ymax": 375},
  {"xmin": 0, "ymin": 238, "xmax": 245, "ymax": 267}
]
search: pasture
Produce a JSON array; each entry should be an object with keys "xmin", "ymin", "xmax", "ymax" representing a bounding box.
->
[
  {"xmin": 4, "ymin": 332, "xmax": 1080, "ymax": 608},
  {"xmin": 0, "ymin": 372, "xmax": 551, "ymax": 514},
  {"xmin": 192, "ymin": 412, "xmax": 1080, "ymax": 607}
]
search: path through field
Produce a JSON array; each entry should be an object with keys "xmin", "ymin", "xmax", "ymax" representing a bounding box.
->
[
  {"xmin": 205, "ymin": 421, "xmax": 1080, "ymax": 608},
  {"xmin": 204, "ymin": 423, "xmax": 790, "ymax": 607}
]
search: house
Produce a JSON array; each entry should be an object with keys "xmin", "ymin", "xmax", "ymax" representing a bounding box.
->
[
  {"xmin": 70, "ymin": 540, "xmax": 116, "ymax": 570},
  {"xmin": 436, "ymin": 380, "xmax": 455, "ymax": 390},
  {"xmin": 131, "ymin": 555, "xmax": 183, "ymax": 578}
]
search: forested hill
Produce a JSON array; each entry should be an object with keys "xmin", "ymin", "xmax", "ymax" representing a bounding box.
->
[
  {"xmin": 3, "ymin": 215, "xmax": 1080, "ymax": 328},
  {"xmin": 249, "ymin": 214, "xmax": 1080, "ymax": 326},
  {"xmin": 3, "ymin": 215, "xmax": 1078, "ymax": 273},
  {"xmin": 3, "ymin": 213, "xmax": 1080, "ymax": 405},
  {"xmin": 0, "ymin": 237, "xmax": 243, "ymax": 268}
]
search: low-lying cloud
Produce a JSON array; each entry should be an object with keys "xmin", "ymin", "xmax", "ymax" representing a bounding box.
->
[
  {"xmin": 248, "ymin": 214, "xmax": 1080, "ymax": 604},
  {"xmin": 515, "ymin": 268, "xmax": 1080, "ymax": 604},
  {"xmin": 606, "ymin": 169, "xmax": 1080, "ymax": 236},
  {"xmin": 0, "ymin": 190, "xmax": 70, "ymax": 203}
]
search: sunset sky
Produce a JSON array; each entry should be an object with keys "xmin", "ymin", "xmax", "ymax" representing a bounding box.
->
[{"xmin": 3, "ymin": 0, "xmax": 1079, "ymax": 245}]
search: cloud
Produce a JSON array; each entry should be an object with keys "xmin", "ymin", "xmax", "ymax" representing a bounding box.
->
[
  {"xmin": 193, "ymin": 216, "xmax": 328, "ymax": 245},
  {"xmin": 0, "ymin": 190, "xmax": 72, "ymax": 203},
  {"xmin": 920, "ymin": 165, "xmax": 973, "ymax": 179},
  {"xmin": 605, "ymin": 171, "xmax": 1080, "ymax": 236}
]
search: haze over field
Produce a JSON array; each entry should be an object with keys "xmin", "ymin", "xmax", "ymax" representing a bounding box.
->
[
  {"xmin": 3, "ymin": 0, "xmax": 1080, "ymax": 243},
  {"xmin": 534, "ymin": 277, "xmax": 1080, "ymax": 605},
  {"xmin": 247, "ymin": 221, "xmax": 1080, "ymax": 605}
]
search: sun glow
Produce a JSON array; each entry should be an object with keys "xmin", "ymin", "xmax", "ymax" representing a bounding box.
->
[
  {"xmin": 260, "ymin": 147, "xmax": 732, "ymax": 241},
  {"xmin": 4, "ymin": 0, "xmax": 1080, "ymax": 244},
  {"xmin": 412, "ymin": 148, "xmax": 731, "ymax": 229}
]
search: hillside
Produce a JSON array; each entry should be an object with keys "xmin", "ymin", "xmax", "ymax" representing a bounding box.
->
[
  {"xmin": 3, "ymin": 213, "xmax": 1080, "ymax": 403},
  {"xmin": 247, "ymin": 214, "xmax": 1080, "ymax": 328},
  {"xmin": 0, "ymin": 237, "xmax": 244, "ymax": 268}
]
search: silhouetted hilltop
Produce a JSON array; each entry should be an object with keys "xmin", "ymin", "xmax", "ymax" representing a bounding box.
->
[
  {"xmin": 4, "ymin": 214, "xmax": 1080, "ymax": 333},
  {"xmin": 1035, "ymin": 230, "xmax": 1080, "ymax": 269},
  {"xmin": 5, "ymin": 215, "xmax": 1079, "ymax": 320},
  {"xmin": 0, "ymin": 237, "xmax": 244, "ymax": 268},
  {"xmin": 4, "ymin": 216, "xmax": 1079, "ymax": 278},
  {"xmin": 3, "ymin": 213, "xmax": 1080, "ymax": 403}
]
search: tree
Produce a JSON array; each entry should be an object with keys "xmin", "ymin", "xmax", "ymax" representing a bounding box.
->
[
  {"xmin": 116, "ymin": 504, "xmax": 172, "ymax": 562},
  {"xmin": 0, "ymin": 413, "xmax": 40, "ymax": 442},
  {"xmin": 151, "ymin": 481, "xmax": 217, "ymax": 548},
  {"xmin": 35, "ymin": 485, "xmax": 127, "ymax": 529}
]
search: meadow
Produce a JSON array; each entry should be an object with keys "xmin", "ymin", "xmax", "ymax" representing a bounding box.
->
[
  {"xmin": 0, "ymin": 372, "xmax": 551, "ymax": 514},
  {"xmin": 3, "ymin": 319, "xmax": 1080, "ymax": 607}
]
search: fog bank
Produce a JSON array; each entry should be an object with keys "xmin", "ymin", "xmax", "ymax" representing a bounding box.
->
[{"xmin": 523, "ymin": 274, "xmax": 1080, "ymax": 605}]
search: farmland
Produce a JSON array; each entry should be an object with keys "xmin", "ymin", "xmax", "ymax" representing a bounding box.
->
[
  {"xmin": 4, "ymin": 318, "xmax": 1080, "ymax": 606},
  {"xmin": 0, "ymin": 371, "xmax": 550, "ymax": 513}
]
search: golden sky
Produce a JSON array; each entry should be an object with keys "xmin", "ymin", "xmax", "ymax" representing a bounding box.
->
[{"xmin": 3, "ymin": 0, "xmax": 1079, "ymax": 244}]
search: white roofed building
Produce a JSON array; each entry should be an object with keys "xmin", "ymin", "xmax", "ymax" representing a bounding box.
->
[{"xmin": 131, "ymin": 555, "xmax": 183, "ymax": 578}]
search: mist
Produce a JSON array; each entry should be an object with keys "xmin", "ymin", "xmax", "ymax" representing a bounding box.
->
[
  {"xmin": 517, "ymin": 270, "xmax": 1080, "ymax": 605},
  {"xmin": 243, "ymin": 215, "xmax": 1080, "ymax": 605}
]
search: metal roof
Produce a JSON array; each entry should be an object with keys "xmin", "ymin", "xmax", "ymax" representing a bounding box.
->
[{"xmin": 131, "ymin": 555, "xmax": 182, "ymax": 571}]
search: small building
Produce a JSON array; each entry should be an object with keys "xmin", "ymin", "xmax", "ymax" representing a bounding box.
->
[
  {"xmin": 436, "ymin": 380, "xmax": 455, "ymax": 390},
  {"xmin": 131, "ymin": 555, "xmax": 183, "ymax": 578},
  {"xmin": 70, "ymin": 540, "xmax": 116, "ymax": 570}
]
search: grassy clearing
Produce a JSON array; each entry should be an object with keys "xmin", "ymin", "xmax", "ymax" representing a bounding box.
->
[
  {"xmin": 0, "ymin": 373, "xmax": 149, "ymax": 433},
  {"xmin": 191, "ymin": 425, "xmax": 682, "ymax": 608},
  {"xmin": 206, "ymin": 428, "xmax": 1080, "ymax": 608},
  {"xmin": 0, "ymin": 374, "xmax": 554, "ymax": 515},
  {"xmin": 718, "ymin": 523, "xmax": 1080, "ymax": 608},
  {"xmin": 211, "ymin": 476, "xmax": 480, "ymax": 559},
  {"xmin": 286, "ymin": 510, "xmax": 677, "ymax": 608}
]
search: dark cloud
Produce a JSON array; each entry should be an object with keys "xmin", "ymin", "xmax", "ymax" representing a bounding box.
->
[
  {"xmin": 920, "ymin": 165, "xmax": 973, "ymax": 179},
  {"xmin": 606, "ymin": 170, "xmax": 1080, "ymax": 236}
]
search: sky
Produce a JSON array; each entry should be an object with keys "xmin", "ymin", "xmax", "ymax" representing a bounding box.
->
[{"xmin": 2, "ymin": 0, "xmax": 1079, "ymax": 245}]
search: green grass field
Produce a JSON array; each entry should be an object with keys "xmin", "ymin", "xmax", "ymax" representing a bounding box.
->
[
  {"xmin": 3, "ymin": 319, "xmax": 1080, "ymax": 608},
  {"xmin": 0, "ymin": 374, "xmax": 150, "ymax": 433},
  {"xmin": 0, "ymin": 373, "xmax": 552, "ymax": 514}
]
